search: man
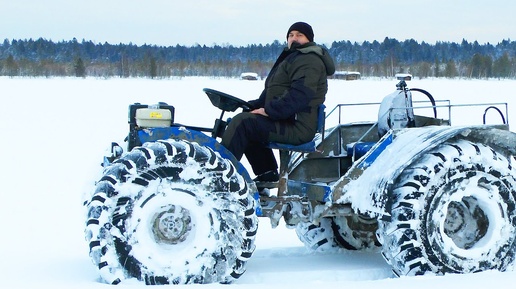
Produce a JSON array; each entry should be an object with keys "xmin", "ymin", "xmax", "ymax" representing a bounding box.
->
[{"xmin": 221, "ymin": 22, "xmax": 335, "ymax": 182}]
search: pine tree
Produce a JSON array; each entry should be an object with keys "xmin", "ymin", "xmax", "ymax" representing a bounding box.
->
[
  {"xmin": 74, "ymin": 57, "xmax": 86, "ymax": 77},
  {"xmin": 434, "ymin": 58, "xmax": 440, "ymax": 77},
  {"xmin": 149, "ymin": 57, "xmax": 157, "ymax": 78},
  {"xmin": 444, "ymin": 60, "xmax": 458, "ymax": 78},
  {"xmin": 493, "ymin": 52, "xmax": 511, "ymax": 78},
  {"xmin": 5, "ymin": 54, "xmax": 19, "ymax": 77}
]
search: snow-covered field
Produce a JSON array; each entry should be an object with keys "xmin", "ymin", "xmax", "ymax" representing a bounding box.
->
[{"xmin": 1, "ymin": 76, "xmax": 516, "ymax": 288}]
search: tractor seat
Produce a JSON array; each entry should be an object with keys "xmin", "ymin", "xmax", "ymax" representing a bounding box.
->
[
  {"xmin": 268, "ymin": 135, "xmax": 321, "ymax": 153},
  {"xmin": 268, "ymin": 104, "xmax": 325, "ymax": 153}
]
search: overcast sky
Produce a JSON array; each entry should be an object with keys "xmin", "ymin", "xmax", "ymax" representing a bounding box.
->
[{"xmin": 2, "ymin": 0, "xmax": 514, "ymax": 47}]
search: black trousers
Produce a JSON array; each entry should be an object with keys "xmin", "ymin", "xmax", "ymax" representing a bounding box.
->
[{"xmin": 221, "ymin": 112, "xmax": 278, "ymax": 175}]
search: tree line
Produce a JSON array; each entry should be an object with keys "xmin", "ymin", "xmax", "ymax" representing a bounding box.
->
[{"xmin": 0, "ymin": 37, "xmax": 515, "ymax": 79}]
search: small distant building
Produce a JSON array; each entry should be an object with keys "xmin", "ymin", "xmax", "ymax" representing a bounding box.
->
[
  {"xmin": 240, "ymin": 72, "xmax": 260, "ymax": 80},
  {"xmin": 395, "ymin": 73, "xmax": 412, "ymax": 81},
  {"xmin": 332, "ymin": 71, "xmax": 361, "ymax": 80}
]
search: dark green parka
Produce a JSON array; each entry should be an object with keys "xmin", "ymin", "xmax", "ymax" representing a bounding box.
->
[{"xmin": 249, "ymin": 42, "xmax": 335, "ymax": 144}]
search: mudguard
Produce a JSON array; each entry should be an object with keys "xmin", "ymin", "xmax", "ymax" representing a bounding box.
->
[
  {"xmin": 332, "ymin": 125, "xmax": 516, "ymax": 217},
  {"xmin": 137, "ymin": 126, "xmax": 248, "ymax": 176},
  {"xmin": 137, "ymin": 126, "xmax": 263, "ymax": 215}
]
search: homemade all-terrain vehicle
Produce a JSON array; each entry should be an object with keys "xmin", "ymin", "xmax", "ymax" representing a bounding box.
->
[{"xmin": 84, "ymin": 80, "xmax": 516, "ymax": 285}]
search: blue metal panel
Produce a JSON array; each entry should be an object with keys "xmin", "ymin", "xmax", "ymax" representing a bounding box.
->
[
  {"xmin": 357, "ymin": 133, "xmax": 393, "ymax": 169},
  {"xmin": 137, "ymin": 126, "xmax": 246, "ymax": 176}
]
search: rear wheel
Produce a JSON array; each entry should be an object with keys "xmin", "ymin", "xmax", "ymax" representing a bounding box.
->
[
  {"xmin": 331, "ymin": 215, "xmax": 381, "ymax": 250},
  {"xmin": 295, "ymin": 216, "xmax": 381, "ymax": 251},
  {"xmin": 295, "ymin": 218, "xmax": 338, "ymax": 252},
  {"xmin": 85, "ymin": 139, "xmax": 258, "ymax": 284},
  {"xmin": 379, "ymin": 139, "xmax": 516, "ymax": 276}
]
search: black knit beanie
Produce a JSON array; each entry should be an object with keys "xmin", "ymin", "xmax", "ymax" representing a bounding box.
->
[{"xmin": 286, "ymin": 22, "xmax": 314, "ymax": 42}]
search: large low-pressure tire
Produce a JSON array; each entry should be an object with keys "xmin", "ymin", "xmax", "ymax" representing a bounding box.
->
[
  {"xmin": 84, "ymin": 139, "xmax": 258, "ymax": 285},
  {"xmin": 295, "ymin": 218, "xmax": 339, "ymax": 252},
  {"xmin": 378, "ymin": 139, "xmax": 516, "ymax": 276},
  {"xmin": 295, "ymin": 216, "xmax": 380, "ymax": 252},
  {"xmin": 331, "ymin": 215, "xmax": 381, "ymax": 250}
]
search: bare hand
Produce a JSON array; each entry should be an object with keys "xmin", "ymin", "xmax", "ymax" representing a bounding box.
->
[{"xmin": 250, "ymin": 108, "xmax": 268, "ymax": 117}]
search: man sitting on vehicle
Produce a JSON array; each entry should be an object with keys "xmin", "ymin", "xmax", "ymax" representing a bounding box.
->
[{"xmin": 221, "ymin": 22, "xmax": 335, "ymax": 182}]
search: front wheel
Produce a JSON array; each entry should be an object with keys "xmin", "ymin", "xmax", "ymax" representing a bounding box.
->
[
  {"xmin": 84, "ymin": 139, "xmax": 258, "ymax": 284},
  {"xmin": 378, "ymin": 139, "xmax": 516, "ymax": 276}
]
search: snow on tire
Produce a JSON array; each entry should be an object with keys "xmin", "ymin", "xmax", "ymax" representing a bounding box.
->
[
  {"xmin": 295, "ymin": 218, "xmax": 340, "ymax": 252},
  {"xmin": 378, "ymin": 139, "xmax": 516, "ymax": 276},
  {"xmin": 295, "ymin": 216, "xmax": 380, "ymax": 252},
  {"xmin": 84, "ymin": 139, "xmax": 258, "ymax": 284},
  {"xmin": 331, "ymin": 215, "xmax": 381, "ymax": 250}
]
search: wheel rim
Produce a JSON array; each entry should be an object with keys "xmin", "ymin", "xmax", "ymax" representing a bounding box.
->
[
  {"xmin": 443, "ymin": 196, "xmax": 488, "ymax": 250},
  {"xmin": 152, "ymin": 205, "xmax": 192, "ymax": 245},
  {"xmin": 127, "ymin": 184, "xmax": 213, "ymax": 271}
]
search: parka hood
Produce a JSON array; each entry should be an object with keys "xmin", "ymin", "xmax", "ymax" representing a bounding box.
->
[{"xmin": 291, "ymin": 42, "xmax": 336, "ymax": 76}]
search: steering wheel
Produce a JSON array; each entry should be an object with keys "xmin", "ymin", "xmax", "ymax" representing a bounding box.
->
[{"xmin": 203, "ymin": 88, "xmax": 252, "ymax": 112}]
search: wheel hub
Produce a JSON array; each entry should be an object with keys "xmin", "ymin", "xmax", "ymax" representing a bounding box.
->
[
  {"xmin": 443, "ymin": 196, "xmax": 488, "ymax": 249},
  {"xmin": 152, "ymin": 205, "xmax": 192, "ymax": 245}
]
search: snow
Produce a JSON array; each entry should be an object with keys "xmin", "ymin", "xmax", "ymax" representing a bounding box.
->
[{"xmin": 2, "ymin": 76, "xmax": 516, "ymax": 288}]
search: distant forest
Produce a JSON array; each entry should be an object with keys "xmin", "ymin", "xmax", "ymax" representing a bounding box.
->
[{"xmin": 0, "ymin": 37, "xmax": 515, "ymax": 79}]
